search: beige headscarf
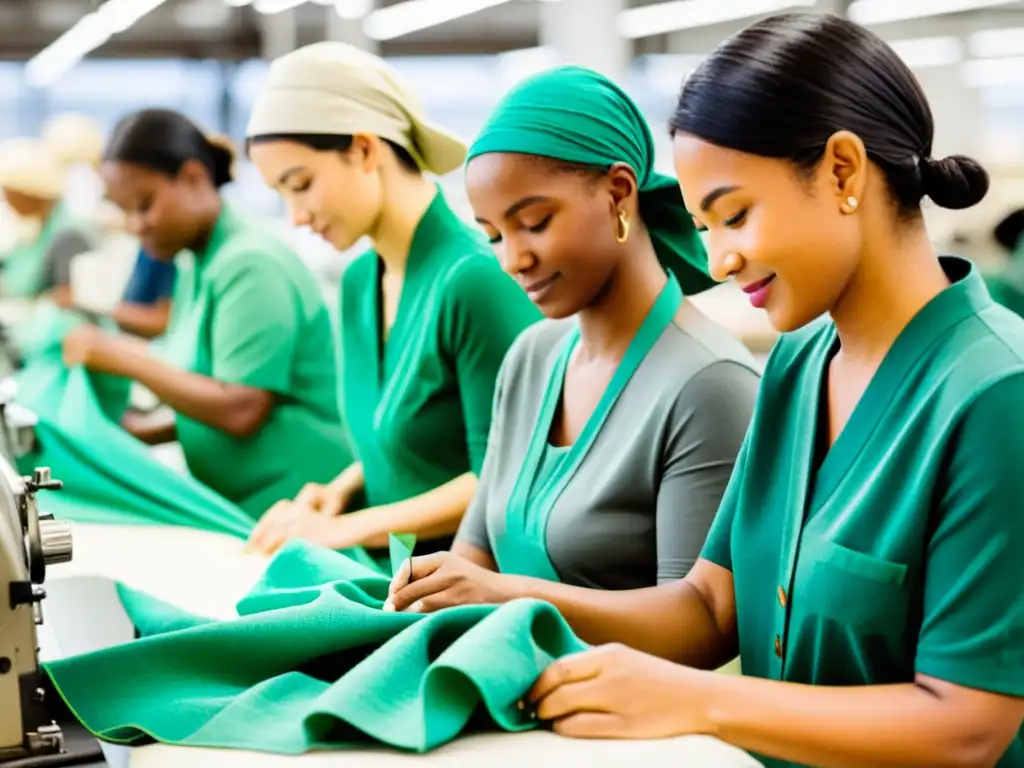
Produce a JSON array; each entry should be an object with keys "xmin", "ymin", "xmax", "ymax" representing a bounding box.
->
[
  {"xmin": 246, "ymin": 41, "xmax": 467, "ymax": 176},
  {"xmin": 42, "ymin": 113, "xmax": 105, "ymax": 168},
  {"xmin": 0, "ymin": 137, "xmax": 67, "ymax": 200}
]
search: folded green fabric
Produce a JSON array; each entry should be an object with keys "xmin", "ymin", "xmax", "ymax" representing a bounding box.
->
[
  {"xmin": 13, "ymin": 359, "xmax": 255, "ymax": 540},
  {"xmin": 45, "ymin": 541, "xmax": 587, "ymax": 754},
  {"xmin": 13, "ymin": 301, "xmax": 131, "ymax": 422}
]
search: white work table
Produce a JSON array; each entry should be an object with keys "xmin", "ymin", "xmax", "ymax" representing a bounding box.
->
[{"xmin": 43, "ymin": 524, "xmax": 763, "ymax": 768}]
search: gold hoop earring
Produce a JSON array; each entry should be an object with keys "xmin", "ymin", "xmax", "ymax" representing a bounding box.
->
[{"xmin": 616, "ymin": 211, "xmax": 630, "ymax": 244}]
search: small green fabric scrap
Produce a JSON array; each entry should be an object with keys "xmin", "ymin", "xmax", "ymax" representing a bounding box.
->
[{"xmin": 388, "ymin": 532, "xmax": 417, "ymax": 577}]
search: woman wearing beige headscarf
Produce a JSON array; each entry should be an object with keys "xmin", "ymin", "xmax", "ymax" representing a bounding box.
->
[
  {"xmin": 0, "ymin": 136, "xmax": 95, "ymax": 300},
  {"xmin": 246, "ymin": 42, "xmax": 540, "ymax": 560}
]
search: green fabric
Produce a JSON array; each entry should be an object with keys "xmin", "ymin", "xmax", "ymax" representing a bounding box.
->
[
  {"xmin": 44, "ymin": 540, "xmax": 587, "ymax": 754},
  {"xmin": 388, "ymin": 532, "xmax": 417, "ymax": 575},
  {"xmin": 161, "ymin": 205, "xmax": 354, "ymax": 519},
  {"xmin": 701, "ymin": 257, "xmax": 1024, "ymax": 768},
  {"xmin": 14, "ymin": 301, "xmax": 131, "ymax": 423},
  {"xmin": 11, "ymin": 360, "xmax": 253, "ymax": 538},
  {"xmin": 341, "ymin": 189, "xmax": 540, "ymax": 510},
  {"xmin": 497, "ymin": 276, "xmax": 683, "ymax": 583},
  {"xmin": 1, "ymin": 203, "xmax": 74, "ymax": 298},
  {"xmin": 9, "ymin": 348, "xmax": 383, "ymax": 573},
  {"xmin": 466, "ymin": 65, "xmax": 716, "ymax": 297}
]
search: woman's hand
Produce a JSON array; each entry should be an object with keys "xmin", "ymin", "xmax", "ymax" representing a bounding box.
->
[
  {"xmin": 246, "ymin": 501, "xmax": 373, "ymax": 555},
  {"xmin": 528, "ymin": 643, "xmax": 713, "ymax": 739},
  {"xmin": 384, "ymin": 551, "xmax": 508, "ymax": 613},
  {"xmin": 293, "ymin": 482, "xmax": 351, "ymax": 517},
  {"xmin": 62, "ymin": 324, "xmax": 124, "ymax": 373}
]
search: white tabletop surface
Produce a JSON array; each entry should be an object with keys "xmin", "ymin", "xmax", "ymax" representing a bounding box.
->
[{"xmin": 45, "ymin": 523, "xmax": 763, "ymax": 768}]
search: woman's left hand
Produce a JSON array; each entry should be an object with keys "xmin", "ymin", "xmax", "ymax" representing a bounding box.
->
[
  {"xmin": 62, "ymin": 324, "xmax": 123, "ymax": 373},
  {"xmin": 384, "ymin": 551, "xmax": 508, "ymax": 613},
  {"xmin": 247, "ymin": 501, "xmax": 374, "ymax": 555},
  {"xmin": 527, "ymin": 643, "xmax": 713, "ymax": 739}
]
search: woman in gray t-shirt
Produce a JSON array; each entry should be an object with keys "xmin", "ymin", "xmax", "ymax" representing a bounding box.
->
[{"xmin": 386, "ymin": 66, "xmax": 759, "ymax": 609}]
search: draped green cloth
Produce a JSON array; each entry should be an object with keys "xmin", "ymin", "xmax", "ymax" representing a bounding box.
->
[
  {"xmin": 45, "ymin": 541, "xmax": 587, "ymax": 754},
  {"xmin": 467, "ymin": 65, "xmax": 716, "ymax": 296}
]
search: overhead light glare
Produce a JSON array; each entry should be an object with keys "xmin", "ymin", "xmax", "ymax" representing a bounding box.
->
[
  {"xmin": 617, "ymin": 0, "xmax": 814, "ymax": 40},
  {"xmin": 362, "ymin": 0, "xmax": 513, "ymax": 41},
  {"xmin": 848, "ymin": 0, "xmax": 1018, "ymax": 26}
]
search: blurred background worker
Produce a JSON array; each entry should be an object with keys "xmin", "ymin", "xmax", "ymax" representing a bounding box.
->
[
  {"xmin": 985, "ymin": 207, "xmax": 1024, "ymax": 317},
  {"xmin": 62, "ymin": 108, "xmax": 354, "ymax": 519},
  {"xmin": 0, "ymin": 136, "xmax": 96, "ymax": 301}
]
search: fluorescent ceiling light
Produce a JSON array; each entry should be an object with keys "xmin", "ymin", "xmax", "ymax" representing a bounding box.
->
[
  {"xmin": 969, "ymin": 27, "xmax": 1024, "ymax": 58},
  {"xmin": 888, "ymin": 36, "xmax": 964, "ymax": 68},
  {"xmin": 618, "ymin": 0, "xmax": 815, "ymax": 39},
  {"xmin": 363, "ymin": 0, "xmax": 513, "ymax": 41},
  {"xmin": 335, "ymin": 0, "xmax": 373, "ymax": 19},
  {"xmin": 848, "ymin": 0, "xmax": 1018, "ymax": 26},
  {"xmin": 962, "ymin": 54, "xmax": 1024, "ymax": 86},
  {"xmin": 26, "ymin": 0, "xmax": 170, "ymax": 87},
  {"xmin": 253, "ymin": 0, "xmax": 306, "ymax": 13}
]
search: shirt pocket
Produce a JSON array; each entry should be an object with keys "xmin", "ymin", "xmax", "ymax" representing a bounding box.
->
[{"xmin": 798, "ymin": 538, "xmax": 910, "ymax": 633}]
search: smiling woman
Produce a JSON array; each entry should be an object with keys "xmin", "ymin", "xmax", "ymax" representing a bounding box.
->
[
  {"xmin": 243, "ymin": 42, "xmax": 541, "ymax": 562},
  {"xmin": 63, "ymin": 108, "xmax": 354, "ymax": 519},
  {"xmin": 515, "ymin": 13, "xmax": 1024, "ymax": 768},
  {"xmin": 385, "ymin": 66, "xmax": 759, "ymax": 610}
]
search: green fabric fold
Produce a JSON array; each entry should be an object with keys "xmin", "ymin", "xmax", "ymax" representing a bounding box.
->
[{"xmin": 44, "ymin": 541, "xmax": 587, "ymax": 754}]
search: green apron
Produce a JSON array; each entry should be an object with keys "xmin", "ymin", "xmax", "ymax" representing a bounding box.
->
[
  {"xmin": 43, "ymin": 540, "xmax": 587, "ymax": 754},
  {"xmin": 496, "ymin": 275, "xmax": 684, "ymax": 581},
  {"xmin": 1, "ymin": 204, "xmax": 73, "ymax": 298}
]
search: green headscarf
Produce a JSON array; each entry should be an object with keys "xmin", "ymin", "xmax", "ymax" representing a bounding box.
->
[{"xmin": 467, "ymin": 65, "xmax": 717, "ymax": 296}]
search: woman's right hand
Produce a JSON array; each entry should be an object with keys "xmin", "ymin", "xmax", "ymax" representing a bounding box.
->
[{"xmin": 293, "ymin": 482, "xmax": 349, "ymax": 517}]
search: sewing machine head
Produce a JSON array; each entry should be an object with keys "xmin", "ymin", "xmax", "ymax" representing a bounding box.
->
[{"xmin": 0, "ymin": 379, "xmax": 73, "ymax": 764}]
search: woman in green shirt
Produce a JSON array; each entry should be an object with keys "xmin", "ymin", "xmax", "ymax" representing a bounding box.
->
[
  {"xmin": 501, "ymin": 14, "xmax": 1024, "ymax": 768},
  {"xmin": 245, "ymin": 42, "xmax": 540, "ymax": 558},
  {"xmin": 62, "ymin": 108, "xmax": 352, "ymax": 520},
  {"xmin": 0, "ymin": 137, "xmax": 95, "ymax": 301}
]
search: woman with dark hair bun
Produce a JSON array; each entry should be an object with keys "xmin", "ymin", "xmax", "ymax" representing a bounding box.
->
[
  {"xmin": 61, "ymin": 108, "xmax": 354, "ymax": 519},
  {"xmin": 524, "ymin": 13, "xmax": 1024, "ymax": 767}
]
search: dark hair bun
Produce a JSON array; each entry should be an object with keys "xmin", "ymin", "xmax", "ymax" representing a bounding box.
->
[
  {"xmin": 206, "ymin": 135, "xmax": 236, "ymax": 188},
  {"xmin": 920, "ymin": 155, "xmax": 989, "ymax": 210}
]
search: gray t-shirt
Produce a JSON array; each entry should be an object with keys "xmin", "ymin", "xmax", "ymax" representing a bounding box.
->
[
  {"xmin": 457, "ymin": 301, "xmax": 760, "ymax": 590},
  {"xmin": 42, "ymin": 227, "xmax": 94, "ymax": 291}
]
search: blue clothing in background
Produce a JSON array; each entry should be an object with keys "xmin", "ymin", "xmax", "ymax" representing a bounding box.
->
[{"xmin": 122, "ymin": 250, "xmax": 176, "ymax": 304}]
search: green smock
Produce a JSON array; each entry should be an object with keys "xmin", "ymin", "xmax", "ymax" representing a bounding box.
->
[
  {"xmin": 340, "ymin": 189, "xmax": 539, "ymax": 529},
  {"xmin": 1, "ymin": 203, "xmax": 84, "ymax": 298},
  {"xmin": 43, "ymin": 540, "xmax": 588, "ymax": 754},
  {"xmin": 161, "ymin": 204, "xmax": 353, "ymax": 519},
  {"xmin": 702, "ymin": 257, "xmax": 1024, "ymax": 768}
]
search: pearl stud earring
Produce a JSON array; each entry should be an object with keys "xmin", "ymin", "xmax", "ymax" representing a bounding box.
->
[{"xmin": 844, "ymin": 196, "xmax": 859, "ymax": 212}]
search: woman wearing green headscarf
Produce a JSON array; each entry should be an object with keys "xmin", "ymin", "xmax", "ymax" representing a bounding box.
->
[{"xmin": 386, "ymin": 66, "xmax": 760, "ymax": 611}]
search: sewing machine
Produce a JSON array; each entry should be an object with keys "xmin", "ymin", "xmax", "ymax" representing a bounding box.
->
[{"xmin": 0, "ymin": 380, "xmax": 96, "ymax": 766}]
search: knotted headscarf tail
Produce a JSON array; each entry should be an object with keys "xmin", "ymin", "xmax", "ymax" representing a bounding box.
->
[
  {"xmin": 246, "ymin": 41, "xmax": 467, "ymax": 177},
  {"xmin": 467, "ymin": 65, "xmax": 717, "ymax": 296}
]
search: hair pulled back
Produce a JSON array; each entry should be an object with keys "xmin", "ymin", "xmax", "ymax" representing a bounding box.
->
[
  {"xmin": 670, "ymin": 13, "xmax": 989, "ymax": 214},
  {"xmin": 104, "ymin": 108, "xmax": 234, "ymax": 188}
]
